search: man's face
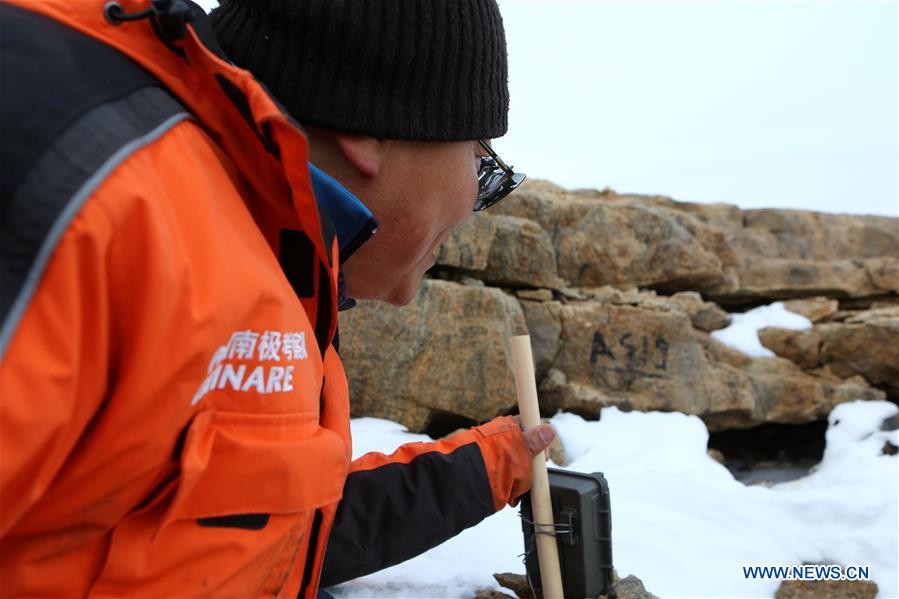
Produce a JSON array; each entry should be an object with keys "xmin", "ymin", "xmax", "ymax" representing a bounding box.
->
[{"xmin": 339, "ymin": 139, "xmax": 488, "ymax": 305}]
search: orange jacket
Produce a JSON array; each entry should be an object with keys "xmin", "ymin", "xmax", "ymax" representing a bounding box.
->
[{"xmin": 0, "ymin": 2, "xmax": 533, "ymax": 597}]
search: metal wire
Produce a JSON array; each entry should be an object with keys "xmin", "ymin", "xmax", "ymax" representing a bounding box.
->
[{"xmin": 517, "ymin": 509, "xmax": 572, "ymax": 599}]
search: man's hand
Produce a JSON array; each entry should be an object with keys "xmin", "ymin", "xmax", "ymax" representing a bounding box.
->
[{"xmin": 521, "ymin": 422, "xmax": 556, "ymax": 458}]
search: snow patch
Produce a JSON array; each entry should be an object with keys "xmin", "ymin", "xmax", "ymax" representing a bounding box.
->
[
  {"xmin": 333, "ymin": 402, "xmax": 898, "ymax": 598},
  {"xmin": 712, "ymin": 302, "xmax": 812, "ymax": 357}
]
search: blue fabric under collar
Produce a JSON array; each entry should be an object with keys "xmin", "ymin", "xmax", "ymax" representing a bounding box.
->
[{"xmin": 308, "ymin": 162, "xmax": 377, "ymax": 263}]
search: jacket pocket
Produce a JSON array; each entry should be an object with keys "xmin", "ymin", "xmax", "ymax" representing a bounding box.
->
[
  {"xmin": 90, "ymin": 409, "xmax": 348, "ymax": 597},
  {"xmin": 164, "ymin": 409, "xmax": 347, "ymax": 524}
]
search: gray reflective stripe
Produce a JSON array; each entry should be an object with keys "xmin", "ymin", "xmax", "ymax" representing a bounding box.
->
[{"xmin": 0, "ymin": 87, "xmax": 191, "ymax": 357}]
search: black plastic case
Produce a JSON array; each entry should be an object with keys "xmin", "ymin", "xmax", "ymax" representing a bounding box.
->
[{"xmin": 521, "ymin": 469, "xmax": 613, "ymax": 598}]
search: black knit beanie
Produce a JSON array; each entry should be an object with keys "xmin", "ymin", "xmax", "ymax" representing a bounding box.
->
[{"xmin": 210, "ymin": 0, "xmax": 509, "ymax": 141}]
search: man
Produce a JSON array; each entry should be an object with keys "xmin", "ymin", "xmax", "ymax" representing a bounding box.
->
[
  {"xmin": 209, "ymin": 0, "xmax": 527, "ymax": 306},
  {"xmin": 0, "ymin": 1, "xmax": 553, "ymax": 597}
]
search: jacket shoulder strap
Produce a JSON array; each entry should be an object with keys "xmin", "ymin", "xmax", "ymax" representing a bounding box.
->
[{"xmin": 0, "ymin": 4, "xmax": 191, "ymax": 355}]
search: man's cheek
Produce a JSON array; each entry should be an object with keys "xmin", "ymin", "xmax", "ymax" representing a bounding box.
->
[{"xmin": 453, "ymin": 187, "xmax": 475, "ymax": 225}]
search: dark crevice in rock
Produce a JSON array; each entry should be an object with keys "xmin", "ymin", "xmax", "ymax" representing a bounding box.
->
[
  {"xmin": 698, "ymin": 292, "xmax": 899, "ymax": 313},
  {"xmin": 555, "ymin": 403, "xmax": 603, "ymax": 422},
  {"xmin": 641, "ymin": 285, "xmax": 681, "ymax": 298},
  {"xmin": 429, "ymin": 266, "xmax": 545, "ymax": 291},
  {"xmin": 696, "ymin": 294, "xmax": 773, "ymax": 313},
  {"xmin": 425, "ymin": 410, "xmax": 479, "ymax": 440},
  {"xmin": 500, "ymin": 404, "xmax": 520, "ymax": 419},
  {"xmin": 426, "ymin": 267, "xmax": 472, "ymax": 281},
  {"xmin": 707, "ymin": 419, "xmax": 827, "ymax": 484},
  {"xmin": 647, "ymin": 278, "xmax": 718, "ymax": 296},
  {"xmin": 838, "ymin": 294, "xmax": 899, "ymax": 311}
]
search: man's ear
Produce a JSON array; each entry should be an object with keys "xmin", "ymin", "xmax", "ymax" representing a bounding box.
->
[{"xmin": 334, "ymin": 134, "xmax": 383, "ymax": 179}]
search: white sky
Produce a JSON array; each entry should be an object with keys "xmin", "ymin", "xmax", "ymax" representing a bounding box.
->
[
  {"xmin": 199, "ymin": 0, "xmax": 898, "ymax": 217},
  {"xmin": 496, "ymin": 0, "xmax": 898, "ymax": 216}
]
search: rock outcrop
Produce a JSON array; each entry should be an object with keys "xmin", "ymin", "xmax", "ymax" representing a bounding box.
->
[
  {"xmin": 488, "ymin": 180, "xmax": 899, "ymax": 304},
  {"xmin": 339, "ymin": 279, "xmax": 526, "ymax": 431},
  {"xmin": 523, "ymin": 288, "xmax": 883, "ymax": 431},
  {"xmin": 339, "ymin": 179, "xmax": 897, "ymax": 433},
  {"xmin": 782, "ymin": 297, "xmax": 840, "ymax": 322},
  {"xmin": 760, "ymin": 306, "xmax": 899, "ymax": 400},
  {"xmin": 491, "ymin": 182, "xmax": 740, "ymax": 293}
]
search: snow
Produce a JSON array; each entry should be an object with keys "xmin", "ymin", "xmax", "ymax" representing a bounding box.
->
[
  {"xmin": 711, "ymin": 302, "xmax": 812, "ymax": 357},
  {"xmin": 331, "ymin": 402, "xmax": 899, "ymax": 598},
  {"xmin": 346, "ymin": 418, "xmax": 433, "ymax": 459}
]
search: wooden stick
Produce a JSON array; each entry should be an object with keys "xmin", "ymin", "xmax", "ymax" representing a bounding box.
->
[{"xmin": 510, "ymin": 335, "xmax": 564, "ymax": 599}]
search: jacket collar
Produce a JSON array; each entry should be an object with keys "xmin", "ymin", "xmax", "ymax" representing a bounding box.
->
[
  {"xmin": 308, "ymin": 163, "xmax": 378, "ymax": 264},
  {"xmin": 308, "ymin": 165, "xmax": 379, "ymax": 312}
]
